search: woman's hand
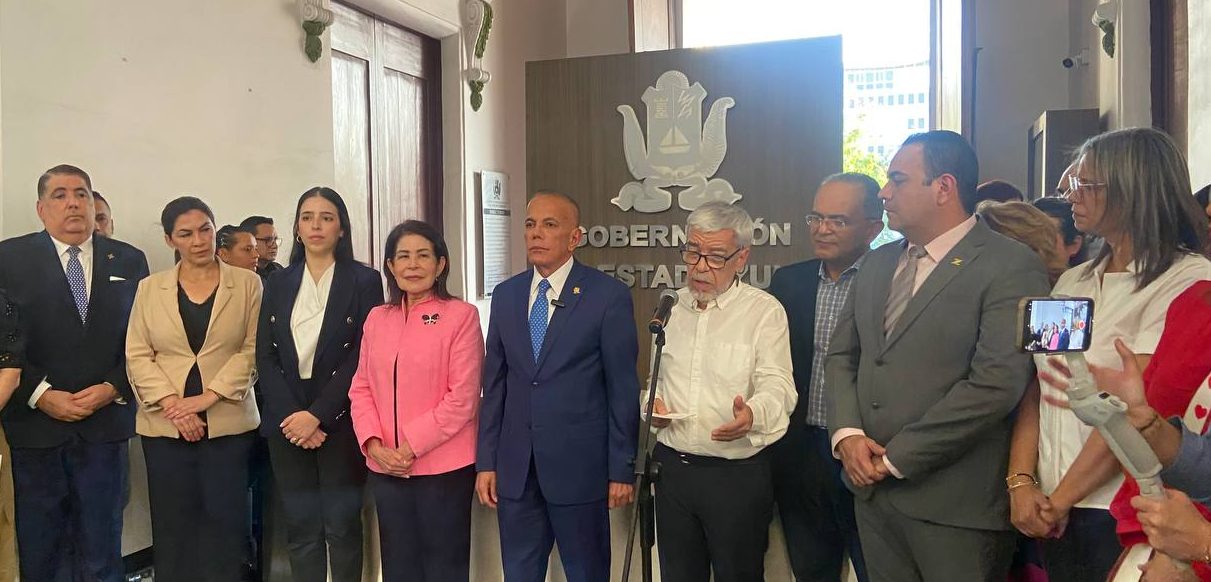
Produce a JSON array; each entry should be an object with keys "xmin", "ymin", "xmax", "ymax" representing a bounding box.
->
[
  {"xmin": 1010, "ymin": 485, "xmax": 1056, "ymax": 538},
  {"xmin": 280, "ymin": 411, "xmax": 322, "ymax": 445},
  {"xmin": 1132, "ymin": 489, "xmax": 1211, "ymax": 562},
  {"xmin": 1039, "ymin": 498, "xmax": 1072, "ymax": 539},
  {"xmin": 171, "ymin": 413, "xmax": 207, "ymax": 442},
  {"xmin": 1039, "ymin": 339, "xmax": 1154, "ymax": 428},
  {"xmin": 366, "ymin": 438, "xmax": 413, "ymax": 478},
  {"xmin": 163, "ymin": 391, "xmax": 221, "ymax": 420},
  {"xmin": 1139, "ymin": 551, "xmax": 1199, "ymax": 582},
  {"xmin": 298, "ymin": 429, "xmax": 327, "ymax": 450}
]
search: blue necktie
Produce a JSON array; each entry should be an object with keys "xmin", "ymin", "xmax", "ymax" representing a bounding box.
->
[
  {"xmin": 66, "ymin": 246, "xmax": 88, "ymax": 323},
  {"xmin": 529, "ymin": 279, "xmax": 551, "ymax": 363}
]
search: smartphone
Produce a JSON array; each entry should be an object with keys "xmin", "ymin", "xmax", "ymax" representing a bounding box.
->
[{"xmin": 1017, "ymin": 297, "xmax": 1094, "ymax": 353}]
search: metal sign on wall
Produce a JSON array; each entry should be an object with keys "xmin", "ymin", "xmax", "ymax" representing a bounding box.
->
[{"xmin": 526, "ymin": 37, "xmax": 844, "ymax": 369}]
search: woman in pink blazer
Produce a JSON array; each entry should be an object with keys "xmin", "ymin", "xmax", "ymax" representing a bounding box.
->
[{"xmin": 349, "ymin": 220, "xmax": 483, "ymax": 582}]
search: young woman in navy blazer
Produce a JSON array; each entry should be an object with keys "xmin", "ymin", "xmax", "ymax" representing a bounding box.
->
[{"xmin": 256, "ymin": 187, "xmax": 383, "ymax": 582}]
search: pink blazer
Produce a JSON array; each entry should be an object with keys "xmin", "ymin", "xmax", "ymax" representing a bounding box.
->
[{"xmin": 349, "ymin": 297, "xmax": 484, "ymax": 476}]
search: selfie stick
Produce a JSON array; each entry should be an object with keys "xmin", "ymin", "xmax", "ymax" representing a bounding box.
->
[
  {"xmin": 1061, "ymin": 352, "xmax": 1165, "ymax": 499},
  {"xmin": 1062, "ymin": 352, "xmax": 1192, "ymax": 572}
]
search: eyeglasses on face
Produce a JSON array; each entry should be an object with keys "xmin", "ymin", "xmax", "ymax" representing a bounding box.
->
[
  {"xmin": 1063, "ymin": 176, "xmax": 1106, "ymax": 201},
  {"xmin": 680, "ymin": 245, "xmax": 742, "ymax": 269},
  {"xmin": 255, "ymin": 236, "xmax": 281, "ymax": 246}
]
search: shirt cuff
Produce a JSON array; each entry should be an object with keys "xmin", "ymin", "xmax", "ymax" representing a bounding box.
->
[
  {"xmin": 883, "ymin": 455, "xmax": 905, "ymax": 479},
  {"xmin": 830, "ymin": 427, "xmax": 866, "ymax": 458},
  {"xmin": 28, "ymin": 379, "xmax": 51, "ymax": 409}
]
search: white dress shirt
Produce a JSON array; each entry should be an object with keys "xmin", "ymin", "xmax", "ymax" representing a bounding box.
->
[
  {"xmin": 830, "ymin": 215, "xmax": 978, "ymax": 477},
  {"xmin": 29, "ymin": 235, "xmax": 95, "ymax": 408},
  {"xmin": 1036, "ymin": 252, "xmax": 1211, "ymax": 509},
  {"xmin": 529, "ymin": 256, "xmax": 575, "ymax": 323},
  {"xmin": 292, "ymin": 263, "xmax": 336, "ymax": 379},
  {"xmin": 649, "ymin": 281, "xmax": 796, "ymax": 459}
]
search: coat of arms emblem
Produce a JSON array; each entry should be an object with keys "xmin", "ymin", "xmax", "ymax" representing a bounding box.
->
[{"xmin": 614, "ymin": 70, "xmax": 740, "ymax": 213}]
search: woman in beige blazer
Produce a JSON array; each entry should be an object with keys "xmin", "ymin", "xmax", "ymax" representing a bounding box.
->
[{"xmin": 126, "ymin": 196, "xmax": 262, "ymax": 582}]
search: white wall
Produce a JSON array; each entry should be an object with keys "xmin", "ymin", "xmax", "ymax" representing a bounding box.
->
[
  {"xmin": 564, "ymin": 0, "xmax": 630, "ymax": 58},
  {"xmin": 0, "ymin": 0, "xmax": 335, "ymax": 271},
  {"xmin": 971, "ymin": 0, "xmax": 1071, "ymax": 187}
]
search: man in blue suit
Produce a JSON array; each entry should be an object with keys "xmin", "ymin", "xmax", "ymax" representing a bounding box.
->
[
  {"xmin": 1057, "ymin": 318, "xmax": 1071, "ymax": 351},
  {"xmin": 477, "ymin": 191, "xmax": 639, "ymax": 582}
]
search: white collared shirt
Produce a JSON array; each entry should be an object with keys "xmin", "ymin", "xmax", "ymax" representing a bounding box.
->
[
  {"xmin": 649, "ymin": 281, "xmax": 796, "ymax": 459},
  {"xmin": 49, "ymin": 234, "xmax": 94, "ymax": 300},
  {"xmin": 528, "ymin": 256, "xmax": 575, "ymax": 322},
  {"xmin": 292, "ymin": 263, "xmax": 336, "ymax": 379},
  {"xmin": 1036, "ymin": 253, "xmax": 1211, "ymax": 508},
  {"xmin": 30, "ymin": 235, "xmax": 96, "ymax": 408}
]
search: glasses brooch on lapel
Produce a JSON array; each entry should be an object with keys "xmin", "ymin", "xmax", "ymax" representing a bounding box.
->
[{"xmin": 421, "ymin": 313, "xmax": 440, "ymax": 326}]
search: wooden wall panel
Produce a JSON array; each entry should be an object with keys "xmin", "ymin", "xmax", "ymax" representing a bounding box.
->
[{"xmin": 526, "ymin": 37, "xmax": 843, "ymax": 371}]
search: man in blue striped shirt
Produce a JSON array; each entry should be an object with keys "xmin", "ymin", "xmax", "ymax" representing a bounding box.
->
[{"xmin": 768, "ymin": 173, "xmax": 887, "ymax": 582}]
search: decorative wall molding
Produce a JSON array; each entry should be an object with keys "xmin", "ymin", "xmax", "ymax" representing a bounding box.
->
[
  {"xmin": 462, "ymin": 0, "xmax": 493, "ymax": 111},
  {"xmin": 300, "ymin": 0, "xmax": 335, "ymax": 63}
]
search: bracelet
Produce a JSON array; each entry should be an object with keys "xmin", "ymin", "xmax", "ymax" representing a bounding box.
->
[
  {"xmin": 1005, "ymin": 472, "xmax": 1037, "ymax": 484},
  {"xmin": 1007, "ymin": 481, "xmax": 1036, "ymax": 493},
  {"xmin": 1139, "ymin": 412, "xmax": 1163, "ymax": 433}
]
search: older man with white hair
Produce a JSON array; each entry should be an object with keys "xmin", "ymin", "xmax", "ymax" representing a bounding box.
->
[{"xmin": 647, "ymin": 201, "xmax": 796, "ymax": 582}]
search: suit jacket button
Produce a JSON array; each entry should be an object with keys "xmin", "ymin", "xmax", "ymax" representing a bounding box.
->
[
  {"xmin": 346, "ymin": 317, "xmax": 353, "ymax": 325},
  {"xmin": 871, "ymin": 402, "xmax": 881, "ymax": 409},
  {"xmin": 531, "ymin": 382, "xmax": 538, "ymax": 387},
  {"xmin": 343, "ymin": 342, "xmax": 351, "ymax": 349},
  {"xmin": 272, "ymin": 342, "xmax": 278, "ymax": 348},
  {"xmin": 269, "ymin": 315, "xmax": 276, "ymax": 323}
]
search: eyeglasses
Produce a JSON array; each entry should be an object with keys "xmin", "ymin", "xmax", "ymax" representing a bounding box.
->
[
  {"xmin": 1063, "ymin": 176, "xmax": 1106, "ymax": 201},
  {"xmin": 255, "ymin": 236, "xmax": 281, "ymax": 246},
  {"xmin": 806, "ymin": 214, "xmax": 851, "ymax": 230},
  {"xmin": 680, "ymin": 245, "xmax": 742, "ymax": 269}
]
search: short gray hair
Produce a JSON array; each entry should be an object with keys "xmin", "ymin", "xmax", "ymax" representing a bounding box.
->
[
  {"xmin": 686, "ymin": 202, "xmax": 754, "ymax": 248},
  {"xmin": 820, "ymin": 172, "xmax": 883, "ymax": 219}
]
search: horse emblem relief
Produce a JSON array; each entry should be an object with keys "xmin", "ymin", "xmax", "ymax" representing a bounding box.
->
[{"xmin": 614, "ymin": 71, "xmax": 741, "ymax": 213}]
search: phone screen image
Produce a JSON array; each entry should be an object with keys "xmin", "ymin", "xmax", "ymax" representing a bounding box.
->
[{"xmin": 1020, "ymin": 298, "xmax": 1093, "ymax": 353}]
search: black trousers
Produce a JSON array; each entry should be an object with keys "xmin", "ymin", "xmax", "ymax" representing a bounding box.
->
[
  {"xmin": 143, "ymin": 431, "xmax": 255, "ymax": 582},
  {"xmin": 266, "ymin": 423, "xmax": 367, "ymax": 582},
  {"xmin": 772, "ymin": 426, "xmax": 868, "ymax": 582},
  {"xmin": 370, "ymin": 465, "xmax": 475, "ymax": 582},
  {"xmin": 12, "ymin": 438, "xmax": 127, "ymax": 582},
  {"xmin": 653, "ymin": 443, "xmax": 774, "ymax": 582},
  {"xmin": 1040, "ymin": 507, "xmax": 1120, "ymax": 582}
]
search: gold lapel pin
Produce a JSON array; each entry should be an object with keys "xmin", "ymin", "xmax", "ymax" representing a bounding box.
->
[
  {"xmin": 573, "ymin": 287, "xmax": 581, "ymax": 295},
  {"xmin": 950, "ymin": 258, "xmax": 964, "ymax": 267}
]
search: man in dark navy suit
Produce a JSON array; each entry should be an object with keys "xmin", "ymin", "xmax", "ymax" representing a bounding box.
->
[
  {"xmin": 767, "ymin": 173, "xmax": 885, "ymax": 582},
  {"xmin": 476, "ymin": 191, "xmax": 639, "ymax": 582},
  {"xmin": 0, "ymin": 164, "xmax": 149, "ymax": 582}
]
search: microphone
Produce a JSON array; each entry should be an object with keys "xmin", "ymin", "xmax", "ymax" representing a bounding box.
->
[
  {"xmin": 648, "ymin": 289, "xmax": 679, "ymax": 334},
  {"xmin": 551, "ymin": 298, "xmax": 566, "ymax": 308}
]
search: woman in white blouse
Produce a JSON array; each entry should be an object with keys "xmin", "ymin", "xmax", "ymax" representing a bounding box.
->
[
  {"xmin": 256, "ymin": 187, "xmax": 383, "ymax": 582},
  {"xmin": 1006, "ymin": 128, "xmax": 1211, "ymax": 581}
]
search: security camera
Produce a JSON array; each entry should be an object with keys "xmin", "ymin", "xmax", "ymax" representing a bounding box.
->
[{"xmin": 1062, "ymin": 49, "xmax": 1090, "ymax": 69}]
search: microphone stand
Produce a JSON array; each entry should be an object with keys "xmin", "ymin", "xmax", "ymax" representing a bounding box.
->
[{"xmin": 621, "ymin": 328, "xmax": 664, "ymax": 582}]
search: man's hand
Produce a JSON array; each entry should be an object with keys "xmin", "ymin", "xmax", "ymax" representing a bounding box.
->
[
  {"xmin": 171, "ymin": 413, "xmax": 207, "ymax": 442},
  {"xmin": 476, "ymin": 471, "xmax": 498, "ymax": 508},
  {"xmin": 366, "ymin": 438, "xmax": 412, "ymax": 477},
  {"xmin": 1132, "ymin": 490, "xmax": 1211, "ymax": 562},
  {"xmin": 71, "ymin": 383, "xmax": 119, "ymax": 412},
  {"xmin": 1010, "ymin": 485, "xmax": 1056, "ymax": 538},
  {"xmin": 36, "ymin": 389, "xmax": 93, "ymax": 422},
  {"xmin": 1139, "ymin": 552, "xmax": 1199, "ymax": 582},
  {"xmin": 281, "ymin": 411, "xmax": 322, "ymax": 444},
  {"xmin": 298, "ymin": 429, "xmax": 328, "ymax": 450},
  {"xmin": 650, "ymin": 398, "xmax": 671, "ymax": 429},
  {"xmin": 608, "ymin": 482, "xmax": 635, "ymax": 509},
  {"xmin": 711, "ymin": 395, "xmax": 754, "ymax": 442},
  {"xmin": 836, "ymin": 435, "xmax": 887, "ymax": 487},
  {"xmin": 163, "ymin": 391, "xmax": 221, "ymax": 420}
]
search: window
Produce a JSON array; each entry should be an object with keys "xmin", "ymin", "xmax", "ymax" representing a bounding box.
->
[
  {"xmin": 907, "ymin": 119, "xmax": 915, "ymax": 129},
  {"xmin": 848, "ymin": 99, "xmax": 855, "ymax": 108},
  {"xmin": 866, "ymin": 72, "xmax": 874, "ymax": 82},
  {"xmin": 878, "ymin": 145, "xmax": 885, "ymax": 155},
  {"xmin": 878, "ymin": 96, "xmax": 885, "ymax": 105},
  {"xmin": 918, "ymin": 92, "xmax": 926, "ymax": 102},
  {"xmin": 898, "ymin": 94, "xmax": 905, "ymax": 105},
  {"xmin": 918, "ymin": 117, "xmax": 926, "ymax": 128},
  {"xmin": 887, "ymin": 70, "xmax": 895, "ymax": 81},
  {"xmin": 867, "ymin": 146, "xmax": 875, "ymax": 153},
  {"xmin": 908, "ymin": 94, "xmax": 915, "ymax": 104}
]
